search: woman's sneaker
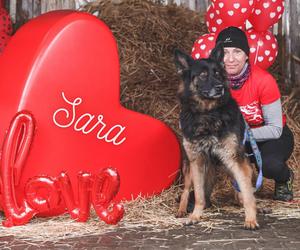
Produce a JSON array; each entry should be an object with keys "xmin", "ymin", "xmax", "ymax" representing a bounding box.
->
[{"xmin": 274, "ymin": 170, "xmax": 294, "ymax": 201}]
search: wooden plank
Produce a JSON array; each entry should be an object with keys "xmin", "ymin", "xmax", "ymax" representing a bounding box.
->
[
  {"xmin": 290, "ymin": 0, "xmax": 300, "ymax": 86},
  {"xmin": 41, "ymin": 0, "xmax": 75, "ymax": 13},
  {"xmin": 13, "ymin": 0, "xmax": 75, "ymax": 27},
  {"xmin": 15, "ymin": 0, "xmax": 41, "ymax": 28},
  {"xmin": 283, "ymin": 0, "xmax": 300, "ymax": 87},
  {"xmin": 166, "ymin": 0, "xmax": 208, "ymax": 11},
  {"xmin": 194, "ymin": 0, "xmax": 209, "ymax": 12}
]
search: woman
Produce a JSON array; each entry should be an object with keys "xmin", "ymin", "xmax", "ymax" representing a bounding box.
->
[{"xmin": 216, "ymin": 26, "xmax": 294, "ymax": 201}]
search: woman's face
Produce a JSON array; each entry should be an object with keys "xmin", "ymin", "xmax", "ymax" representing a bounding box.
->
[{"xmin": 223, "ymin": 47, "xmax": 248, "ymax": 76}]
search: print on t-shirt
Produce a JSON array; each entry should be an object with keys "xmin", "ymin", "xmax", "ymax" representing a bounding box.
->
[{"xmin": 239, "ymin": 100, "xmax": 263, "ymax": 126}]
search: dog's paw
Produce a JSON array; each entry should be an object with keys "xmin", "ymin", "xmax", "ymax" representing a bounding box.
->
[
  {"xmin": 184, "ymin": 213, "xmax": 203, "ymax": 226},
  {"xmin": 258, "ymin": 207, "xmax": 272, "ymax": 214},
  {"xmin": 175, "ymin": 210, "xmax": 187, "ymax": 218},
  {"xmin": 244, "ymin": 220, "xmax": 260, "ymax": 230}
]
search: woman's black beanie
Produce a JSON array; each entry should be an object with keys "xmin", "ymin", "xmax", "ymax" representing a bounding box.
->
[{"xmin": 216, "ymin": 26, "xmax": 250, "ymax": 56}]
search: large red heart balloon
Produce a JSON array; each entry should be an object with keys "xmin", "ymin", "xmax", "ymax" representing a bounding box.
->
[{"xmin": 0, "ymin": 11, "xmax": 181, "ymax": 216}]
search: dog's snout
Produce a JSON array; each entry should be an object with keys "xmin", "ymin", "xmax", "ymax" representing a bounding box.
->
[
  {"xmin": 215, "ymin": 85, "xmax": 224, "ymax": 91},
  {"xmin": 201, "ymin": 90, "xmax": 210, "ymax": 95},
  {"xmin": 201, "ymin": 88, "xmax": 217, "ymax": 98},
  {"xmin": 201, "ymin": 84, "xmax": 224, "ymax": 99}
]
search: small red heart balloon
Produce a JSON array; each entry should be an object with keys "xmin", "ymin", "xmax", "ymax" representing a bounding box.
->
[
  {"xmin": 191, "ymin": 33, "xmax": 217, "ymax": 59},
  {"xmin": 0, "ymin": 11, "xmax": 181, "ymax": 216}
]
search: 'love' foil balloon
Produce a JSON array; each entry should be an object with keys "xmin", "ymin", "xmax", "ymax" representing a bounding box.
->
[{"xmin": 0, "ymin": 11, "xmax": 181, "ymax": 217}]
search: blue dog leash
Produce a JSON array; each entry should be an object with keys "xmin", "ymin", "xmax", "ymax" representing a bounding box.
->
[{"xmin": 233, "ymin": 122, "xmax": 263, "ymax": 192}]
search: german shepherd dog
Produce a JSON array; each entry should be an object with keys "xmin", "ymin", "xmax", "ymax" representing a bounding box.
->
[{"xmin": 174, "ymin": 43, "xmax": 259, "ymax": 230}]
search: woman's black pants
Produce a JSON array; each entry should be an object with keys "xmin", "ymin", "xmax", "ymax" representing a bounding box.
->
[{"xmin": 245, "ymin": 125, "xmax": 294, "ymax": 183}]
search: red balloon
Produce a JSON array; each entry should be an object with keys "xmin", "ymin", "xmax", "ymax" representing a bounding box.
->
[
  {"xmin": 206, "ymin": 4, "xmax": 227, "ymax": 35},
  {"xmin": 0, "ymin": 8, "xmax": 13, "ymax": 35},
  {"xmin": 206, "ymin": 3, "xmax": 246, "ymax": 36},
  {"xmin": 246, "ymin": 28, "xmax": 278, "ymax": 69},
  {"xmin": 0, "ymin": 11, "xmax": 180, "ymax": 216},
  {"xmin": 57, "ymin": 172, "xmax": 92, "ymax": 222},
  {"xmin": 191, "ymin": 33, "xmax": 216, "ymax": 59},
  {"xmin": 213, "ymin": 0, "xmax": 255, "ymax": 27},
  {"xmin": 0, "ymin": 111, "xmax": 37, "ymax": 227},
  {"xmin": 25, "ymin": 176, "xmax": 60, "ymax": 213},
  {"xmin": 92, "ymin": 168, "xmax": 124, "ymax": 225},
  {"xmin": 249, "ymin": 0, "xmax": 284, "ymax": 32},
  {"xmin": 0, "ymin": 111, "xmax": 124, "ymax": 226}
]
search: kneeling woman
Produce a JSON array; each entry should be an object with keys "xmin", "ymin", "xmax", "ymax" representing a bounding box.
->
[{"xmin": 215, "ymin": 26, "xmax": 294, "ymax": 201}]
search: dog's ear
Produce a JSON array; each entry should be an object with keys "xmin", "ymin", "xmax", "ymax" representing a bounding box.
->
[
  {"xmin": 174, "ymin": 49, "xmax": 193, "ymax": 75},
  {"xmin": 209, "ymin": 42, "xmax": 224, "ymax": 62}
]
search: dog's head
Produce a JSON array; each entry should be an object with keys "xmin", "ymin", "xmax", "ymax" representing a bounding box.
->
[{"xmin": 174, "ymin": 43, "xmax": 229, "ymax": 108}]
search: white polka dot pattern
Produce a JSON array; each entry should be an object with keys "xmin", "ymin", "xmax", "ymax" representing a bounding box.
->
[
  {"xmin": 213, "ymin": 0, "xmax": 255, "ymax": 27},
  {"xmin": 205, "ymin": 2, "xmax": 247, "ymax": 35},
  {"xmin": 205, "ymin": 4, "xmax": 226, "ymax": 34}
]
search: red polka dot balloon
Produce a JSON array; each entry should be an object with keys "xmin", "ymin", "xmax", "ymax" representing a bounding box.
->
[
  {"xmin": 214, "ymin": 0, "xmax": 255, "ymax": 27},
  {"xmin": 249, "ymin": 0, "xmax": 284, "ymax": 32},
  {"xmin": 246, "ymin": 28, "xmax": 278, "ymax": 69},
  {"xmin": 191, "ymin": 33, "xmax": 217, "ymax": 59},
  {"xmin": 0, "ymin": 8, "xmax": 13, "ymax": 35},
  {"xmin": 206, "ymin": 5, "xmax": 227, "ymax": 35},
  {"xmin": 206, "ymin": 3, "xmax": 246, "ymax": 36},
  {"xmin": 0, "ymin": 30, "xmax": 10, "ymax": 54}
]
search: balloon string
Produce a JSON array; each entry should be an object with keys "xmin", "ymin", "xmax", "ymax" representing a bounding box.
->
[{"xmin": 254, "ymin": 43, "xmax": 260, "ymax": 65}]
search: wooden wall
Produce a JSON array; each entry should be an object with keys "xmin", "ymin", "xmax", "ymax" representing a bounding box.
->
[
  {"xmin": 168, "ymin": 0, "xmax": 209, "ymax": 11},
  {"xmin": 284, "ymin": 0, "xmax": 300, "ymax": 87},
  {"xmin": 2, "ymin": 0, "xmax": 300, "ymax": 87},
  {"xmin": 5, "ymin": 0, "xmax": 209, "ymax": 24},
  {"xmin": 5, "ymin": 0, "xmax": 76, "ymax": 27}
]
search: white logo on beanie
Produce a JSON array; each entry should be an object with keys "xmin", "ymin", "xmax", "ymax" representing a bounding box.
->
[{"xmin": 224, "ymin": 37, "xmax": 232, "ymax": 43}]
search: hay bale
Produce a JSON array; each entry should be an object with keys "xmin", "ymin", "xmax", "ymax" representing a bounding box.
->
[{"xmin": 83, "ymin": 0, "xmax": 206, "ymax": 132}]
